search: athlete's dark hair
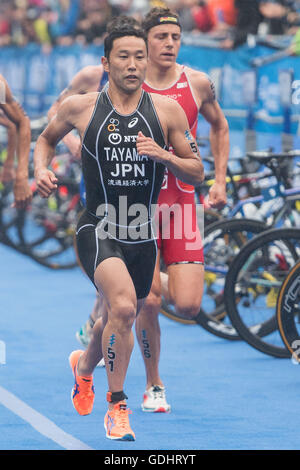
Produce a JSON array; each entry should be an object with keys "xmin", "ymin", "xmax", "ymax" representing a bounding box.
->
[
  {"xmin": 104, "ymin": 16, "xmax": 146, "ymax": 59},
  {"xmin": 142, "ymin": 7, "xmax": 181, "ymax": 34},
  {"xmin": 106, "ymin": 15, "xmax": 141, "ymax": 34}
]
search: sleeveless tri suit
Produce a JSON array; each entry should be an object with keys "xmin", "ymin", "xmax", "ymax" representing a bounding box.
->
[
  {"xmin": 76, "ymin": 89, "xmax": 166, "ymax": 298},
  {"xmin": 142, "ymin": 66, "xmax": 204, "ymax": 266}
]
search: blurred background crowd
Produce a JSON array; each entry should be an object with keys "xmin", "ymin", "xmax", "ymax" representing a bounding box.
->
[{"xmin": 0, "ymin": 0, "xmax": 300, "ymax": 50}]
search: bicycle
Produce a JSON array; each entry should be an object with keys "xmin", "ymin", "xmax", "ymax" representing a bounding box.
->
[
  {"xmin": 16, "ymin": 150, "xmax": 83, "ymax": 269},
  {"xmin": 224, "ymin": 227, "xmax": 300, "ymax": 358},
  {"xmin": 276, "ymin": 258, "xmax": 300, "ymax": 363},
  {"xmin": 0, "ymin": 132, "xmax": 83, "ymax": 269},
  {"xmin": 160, "ymin": 150, "xmax": 300, "ymax": 341}
]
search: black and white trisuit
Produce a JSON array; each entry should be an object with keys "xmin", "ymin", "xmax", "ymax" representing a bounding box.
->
[{"xmin": 76, "ymin": 89, "xmax": 166, "ymax": 299}]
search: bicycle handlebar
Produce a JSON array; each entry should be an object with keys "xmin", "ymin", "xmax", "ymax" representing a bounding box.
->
[{"xmin": 247, "ymin": 150, "xmax": 300, "ymax": 161}]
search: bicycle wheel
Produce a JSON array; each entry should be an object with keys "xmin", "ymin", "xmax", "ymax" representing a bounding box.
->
[
  {"xmin": 225, "ymin": 227, "xmax": 300, "ymax": 357},
  {"xmin": 0, "ymin": 183, "xmax": 23, "ymax": 249},
  {"xmin": 160, "ymin": 218, "xmax": 268, "ymax": 340},
  {"xmin": 16, "ymin": 183, "xmax": 82, "ymax": 269},
  {"xmin": 276, "ymin": 260, "xmax": 300, "ymax": 362}
]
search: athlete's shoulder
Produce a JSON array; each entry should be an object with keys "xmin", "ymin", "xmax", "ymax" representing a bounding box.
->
[
  {"xmin": 149, "ymin": 92, "xmax": 186, "ymax": 127},
  {"xmin": 70, "ymin": 91, "xmax": 99, "ymax": 107},
  {"xmin": 184, "ymin": 66, "xmax": 216, "ymax": 101},
  {"xmin": 0, "ymin": 73, "xmax": 8, "ymax": 83},
  {"xmin": 183, "ymin": 65, "xmax": 209, "ymax": 83},
  {"xmin": 0, "ymin": 74, "xmax": 13, "ymax": 106},
  {"xmin": 149, "ymin": 92, "xmax": 181, "ymax": 110},
  {"xmin": 57, "ymin": 92, "xmax": 99, "ymax": 118},
  {"xmin": 70, "ymin": 65, "xmax": 104, "ymax": 94},
  {"xmin": 0, "ymin": 74, "xmax": 9, "ymax": 94},
  {"xmin": 78, "ymin": 64, "xmax": 103, "ymax": 80}
]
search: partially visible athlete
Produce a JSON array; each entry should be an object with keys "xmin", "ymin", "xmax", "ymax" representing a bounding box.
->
[
  {"xmin": 0, "ymin": 111, "xmax": 17, "ymax": 184},
  {"xmin": 34, "ymin": 19, "xmax": 204, "ymax": 441},
  {"xmin": 135, "ymin": 7, "xmax": 229, "ymax": 413},
  {"xmin": 0, "ymin": 74, "xmax": 32, "ymax": 208},
  {"xmin": 47, "ymin": 64, "xmax": 106, "ymax": 159}
]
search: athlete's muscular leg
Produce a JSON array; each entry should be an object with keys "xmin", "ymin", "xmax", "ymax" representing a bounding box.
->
[
  {"xmin": 79, "ymin": 257, "xmax": 139, "ymax": 404},
  {"xmin": 135, "ymin": 251, "xmax": 163, "ymax": 389},
  {"xmin": 91, "ymin": 292, "xmax": 104, "ymax": 322},
  {"xmin": 79, "ymin": 300, "xmax": 108, "ymax": 370},
  {"xmin": 166, "ymin": 263, "xmax": 204, "ymax": 318},
  {"xmin": 84, "ymin": 292, "xmax": 105, "ymax": 338}
]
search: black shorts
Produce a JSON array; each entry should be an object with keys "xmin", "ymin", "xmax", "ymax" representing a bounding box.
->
[{"xmin": 76, "ymin": 210, "xmax": 157, "ymax": 299}]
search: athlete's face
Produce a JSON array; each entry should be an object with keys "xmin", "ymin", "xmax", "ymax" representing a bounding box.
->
[
  {"xmin": 103, "ymin": 36, "xmax": 147, "ymax": 93},
  {"xmin": 147, "ymin": 24, "xmax": 181, "ymax": 67}
]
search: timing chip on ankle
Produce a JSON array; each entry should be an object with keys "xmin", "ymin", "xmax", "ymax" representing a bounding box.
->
[{"xmin": 107, "ymin": 390, "xmax": 128, "ymax": 403}]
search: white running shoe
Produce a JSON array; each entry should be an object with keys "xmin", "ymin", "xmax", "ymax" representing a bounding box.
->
[
  {"xmin": 76, "ymin": 327, "xmax": 104, "ymax": 368},
  {"xmin": 75, "ymin": 324, "xmax": 91, "ymax": 348},
  {"xmin": 97, "ymin": 357, "xmax": 105, "ymax": 368},
  {"xmin": 141, "ymin": 385, "xmax": 171, "ymax": 413}
]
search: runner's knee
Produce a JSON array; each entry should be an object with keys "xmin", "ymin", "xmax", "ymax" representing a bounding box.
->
[
  {"xmin": 109, "ymin": 298, "xmax": 137, "ymax": 330},
  {"xmin": 172, "ymin": 297, "xmax": 201, "ymax": 319},
  {"xmin": 140, "ymin": 289, "xmax": 161, "ymax": 315}
]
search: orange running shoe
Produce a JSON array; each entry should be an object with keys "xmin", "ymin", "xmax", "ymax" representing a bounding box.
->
[
  {"xmin": 104, "ymin": 401, "xmax": 135, "ymax": 441},
  {"xmin": 69, "ymin": 350, "xmax": 95, "ymax": 416}
]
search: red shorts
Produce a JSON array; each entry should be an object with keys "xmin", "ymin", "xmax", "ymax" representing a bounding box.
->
[{"xmin": 155, "ymin": 173, "xmax": 204, "ymax": 266}]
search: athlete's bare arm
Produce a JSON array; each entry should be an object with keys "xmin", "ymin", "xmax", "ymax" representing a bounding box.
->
[
  {"xmin": 35, "ymin": 93, "xmax": 98, "ymax": 198},
  {"xmin": 188, "ymin": 68, "xmax": 229, "ymax": 209},
  {"xmin": 0, "ymin": 111, "xmax": 17, "ymax": 183},
  {"xmin": 47, "ymin": 65, "xmax": 104, "ymax": 157},
  {"xmin": 0, "ymin": 74, "xmax": 32, "ymax": 208},
  {"xmin": 136, "ymin": 94, "xmax": 204, "ymax": 187}
]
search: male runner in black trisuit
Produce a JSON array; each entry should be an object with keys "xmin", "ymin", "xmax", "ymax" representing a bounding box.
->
[
  {"xmin": 47, "ymin": 10, "xmax": 229, "ymax": 414},
  {"xmin": 34, "ymin": 19, "xmax": 204, "ymax": 441}
]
